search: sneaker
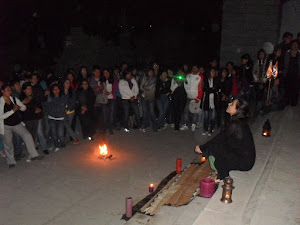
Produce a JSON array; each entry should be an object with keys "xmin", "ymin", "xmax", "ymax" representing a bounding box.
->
[
  {"xmin": 54, "ymin": 147, "xmax": 60, "ymax": 152},
  {"xmin": 26, "ymin": 157, "xmax": 31, "ymax": 163},
  {"xmin": 202, "ymin": 131, "xmax": 208, "ymax": 136},
  {"xmin": 139, "ymin": 128, "xmax": 146, "ymax": 133},
  {"xmin": 48, "ymin": 147, "xmax": 54, "ymax": 151},
  {"xmin": 170, "ymin": 124, "xmax": 175, "ymax": 128},
  {"xmin": 208, "ymin": 132, "xmax": 212, "ymax": 136},
  {"xmin": 162, "ymin": 124, "xmax": 168, "ymax": 129},
  {"xmin": 9, "ymin": 164, "xmax": 15, "ymax": 168},
  {"xmin": 43, "ymin": 150, "xmax": 49, "ymax": 155},
  {"xmin": 31, "ymin": 155, "xmax": 44, "ymax": 160},
  {"xmin": 124, "ymin": 128, "xmax": 130, "ymax": 133},
  {"xmin": 73, "ymin": 138, "xmax": 80, "ymax": 144},
  {"xmin": 180, "ymin": 124, "xmax": 189, "ymax": 131},
  {"xmin": 191, "ymin": 124, "xmax": 196, "ymax": 132}
]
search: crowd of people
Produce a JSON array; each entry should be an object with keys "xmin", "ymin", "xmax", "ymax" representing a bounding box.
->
[{"xmin": 0, "ymin": 31, "xmax": 299, "ymax": 168}]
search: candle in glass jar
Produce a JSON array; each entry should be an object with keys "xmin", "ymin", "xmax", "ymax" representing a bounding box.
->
[{"xmin": 149, "ymin": 184, "xmax": 154, "ymax": 193}]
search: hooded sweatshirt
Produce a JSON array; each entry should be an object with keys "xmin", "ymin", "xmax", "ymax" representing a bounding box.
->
[
  {"xmin": 184, "ymin": 73, "xmax": 204, "ymax": 100},
  {"xmin": 140, "ymin": 75, "xmax": 157, "ymax": 101}
]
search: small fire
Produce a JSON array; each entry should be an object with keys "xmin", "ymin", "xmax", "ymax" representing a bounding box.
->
[
  {"xmin": 201, "ymin": 156, "xmax": 206, "ymax": 163},
  {"xmin": 98, "ymin": 144, "xmax": 113, "ymax": 160},
  {"xmin": 99, "ymin": 144, "xmax": 108, "ymax": 156}
]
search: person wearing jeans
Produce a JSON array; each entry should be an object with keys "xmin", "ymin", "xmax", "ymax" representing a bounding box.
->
[
  {"xmin": 140, "ymin": 69, "xmax": 158, "ymax": 131},
  {"xmin": 62, "ymin": 78, "xmax": 79, "ymax": 144},
  {"xmin": 102, "ymin": 69, "xmax": 119, "ymax": 134},
  {"xmin": 0, "ymin": 84, "xmax": 43, "ymax": 168},
  {"xmin": 156, "ymin": 71, "xmax": 171, "ymax": 129},
  {"xmin": 20, "ymin": 82, "xmax": 49, "ymax": 155},
  {"xmin": 170, "ymin": 73, "xmax": 187, "ymax": 131},
  {"xmin": 119, "ymin": 71, "xmax": 142, "ymax": 132},
  {"xmin": 181, "ymin": 65, "xmax": 204, "ymax": 132},
  {"xmin": 47, "ymin": 84, "xmax": 67, "ymax": 151},
  {"xmin": 201, "ymin": 68, "xmax": 219, "ymax": 136},
  {"xmin": 76, "ymin": 79, "xmax": 96, "ymax": 140}
]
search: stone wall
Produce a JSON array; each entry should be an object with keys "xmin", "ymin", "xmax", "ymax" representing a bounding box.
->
[{"xmin": 219, "ymin": 0, "xmax": 281, "ymax": 66}]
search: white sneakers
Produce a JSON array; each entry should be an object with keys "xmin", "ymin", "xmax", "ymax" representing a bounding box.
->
[
  {"xmin": 124, "ymin": 128, "xmax": 130, "ymax": 133},
  {"xmin": 191, "ymin": 124, "xmax": 196, "ymax": 132},
  {"xmin": 180, "ymin": 124, "xmax": 197, "ymax": 131},
  {"xmin": 54, "ymin": 147, "xmax": 60, "ymax": 152},
  {"xmin": 180, "ymin": 124, "xmax": 189, "ymax": 131}
]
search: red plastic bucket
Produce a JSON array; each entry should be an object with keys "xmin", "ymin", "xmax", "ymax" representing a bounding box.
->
[{"xmin": 200, "ymin": 178, "xmax": 215, "ymax": 198}]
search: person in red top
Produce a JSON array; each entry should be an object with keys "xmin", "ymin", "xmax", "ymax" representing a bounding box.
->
[{"xmin": 66, "ymin": 71, "xmax": 79, "ymax": 90}]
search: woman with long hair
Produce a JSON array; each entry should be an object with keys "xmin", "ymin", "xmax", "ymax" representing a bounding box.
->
[
  {"xmin": 201, "ymin": 68, "xmax": 219, "ymax": 136},
  {"xmin": 47, "ymin": 84, "xmax": 67, "ymax": 151},
  {"xmin": 63, "ymin": 78, "xmax": 79, "ymax": 144},
  {"xmin": 76, "ymin": 79, "xmax": 96, "ymax": 140},
  {"xmin": 195, "ymin": 97, "xmax": 256, "ymax": 182},
  {"xmin": 19, "ymin": 82, "xmax": 48, "ymax": 155},
  {"xmin": 0, "ymin": 84, "xmax": 43, "ymax": 167},
  {"xmin": 101, "ymin": 69, "xmax": 118, "ymax": 134}
]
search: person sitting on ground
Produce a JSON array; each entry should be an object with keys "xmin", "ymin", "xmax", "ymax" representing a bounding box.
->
[
  {"xmin": 0, "ymin": 84, "xmax": 44, "ymax": 168},
  {"xmin": 195, "ymin": 97, "xmax": 256, "ymax": 182}
]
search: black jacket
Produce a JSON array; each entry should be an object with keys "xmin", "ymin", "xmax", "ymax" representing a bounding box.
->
[
  {"xmin": 200, "ymin": 119, "xmax": 256, "ymax": 174},
  {"xmin": 76, "ymin": 88, "xmax": 96, "ymax": 113},
  {"xmin": 156, "ymin": 78, "xmax": 171, "ymax": 99},
  {"xmin": 201, "ymin": 77, "xmax": 219, "ymax": 110}
]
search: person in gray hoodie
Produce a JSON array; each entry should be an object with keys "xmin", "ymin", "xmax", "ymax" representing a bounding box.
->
[{"xmin": 140, "ymin": 68, "xmax": 158, "ymax": 131}]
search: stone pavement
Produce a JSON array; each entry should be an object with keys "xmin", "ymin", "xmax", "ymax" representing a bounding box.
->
[
  {"xmin": 126, "ymin": 106, "xmax": 300, "ymax": 225},
  {"xmin": 0, "ymin": 106, "xmax": 299, "ymax": 225}
]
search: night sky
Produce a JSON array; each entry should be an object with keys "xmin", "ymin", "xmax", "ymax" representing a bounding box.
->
[{"xmin": 0, "ymin": 0, "xmax": 222, "ymax": 78}]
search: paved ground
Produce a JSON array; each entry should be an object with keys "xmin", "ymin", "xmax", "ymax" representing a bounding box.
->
[
  {"xmin": 0, "ymin": 122, "xmax": 206, "ymax": 225},
  {"xmin": 1, "ymin": 106, "xmax": 299, "ymax": 225}
]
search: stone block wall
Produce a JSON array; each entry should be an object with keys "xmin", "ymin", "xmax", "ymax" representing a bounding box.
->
[{"xmin": 219, "ymin": 0, "xmax": 281, "ymax": 66}]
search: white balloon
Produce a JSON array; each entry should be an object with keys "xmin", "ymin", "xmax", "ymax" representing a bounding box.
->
[{"xmin": 263, "ymin": 42, "xmax": 274, "ymax": 54}]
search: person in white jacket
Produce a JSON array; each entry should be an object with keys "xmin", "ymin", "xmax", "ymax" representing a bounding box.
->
[
  {"xmin": 181, "ymin": 65, "xmax": 202, "ymax": 131},
  {"xmin": 118, "ymin": 71, "xmax": 142, "ymax": 132},
  {"xmin": 0, "ymin": 84, "xmax": 43, "ymax": 168}
]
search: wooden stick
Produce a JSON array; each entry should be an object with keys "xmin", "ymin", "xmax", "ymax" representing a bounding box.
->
[{"xmin": 266, "ymin": 78, "xmax": 271, "ymax": 102}]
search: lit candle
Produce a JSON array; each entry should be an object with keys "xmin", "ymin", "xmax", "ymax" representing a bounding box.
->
[
  {"xmin": 201, "ymin": 156, "xmax": 206, "ymax": 163},
  {"xmin": 126, "ymin": 197, "xmax": 132, "ymax": 218},
  {"xmin": 149, "ymin": 183, "xmax": 154, "ymax": 193},
  {"xmin": 176, "ymin": 158, "xmax": 182, "ymax": 174}
]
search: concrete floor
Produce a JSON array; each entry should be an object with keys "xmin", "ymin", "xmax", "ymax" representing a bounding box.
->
[{"xmin": 0, "ymin": 124, "xmax": 204, "ymax": 225}]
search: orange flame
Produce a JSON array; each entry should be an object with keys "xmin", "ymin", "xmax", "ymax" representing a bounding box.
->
[
  {"xmin": 266, "ymin": 62, "xmax": 273, "ymax": 79},
  {"xmin": 272, "ymin": 61, "xmax": 278, "ymax": 78},
  {"xmin": 201, "ymin": 156, "xmax": 206, "ymax": 162},
  {"xmin": 99, "ymin": 144, "xmax": 108, "ymax": 156}
]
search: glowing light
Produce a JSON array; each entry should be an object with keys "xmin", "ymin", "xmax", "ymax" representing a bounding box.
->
[
  {"xmin": 201, "ymin": 156, "xmax": 206, "ymax": 163},
  {"xmin": 149, "ymin": 25, "xmax": 152, "ymax": 28},
  {"xmin": 99, "ymin": 144, "xmax": 108, "ymax": 156}
]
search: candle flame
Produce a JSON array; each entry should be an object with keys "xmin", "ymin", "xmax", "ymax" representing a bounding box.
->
[
  {"xmin": 201, "ymin": 156, "xmax": 206, "ymax": 162},
  {"xmin": 99, "ymin": 144, "xmax": 108, "ymax": 156},
  {"xmin": 150, "ymin": 183, "xmax": 154, "ymax": 187}
]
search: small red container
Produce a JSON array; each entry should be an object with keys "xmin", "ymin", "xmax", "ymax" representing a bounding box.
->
[
  {"xmin": 176, "ymin": 158, "xmax": 182, "ymax": 174},
  {"xmin": 200, "ymin": 178, "xmax": 215, "ymax": 198}
]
